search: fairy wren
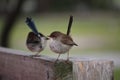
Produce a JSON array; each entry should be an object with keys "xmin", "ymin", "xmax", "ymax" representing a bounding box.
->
[
  {"xmin": 25, "ymin": 17, "xmax": 48, "ymax": 57},
  {"xmin": 48, "ymin": 16, "xmax": 78, "ymax": 61}
]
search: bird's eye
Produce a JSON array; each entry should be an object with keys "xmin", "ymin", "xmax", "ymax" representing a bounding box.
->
[
  {"xmin": 52, "ymin": 35, "xmax": 55, "ymax": 37},
  {"xmin": 51, "ymin": 34, "xmax": 57, "ymax": 38}
]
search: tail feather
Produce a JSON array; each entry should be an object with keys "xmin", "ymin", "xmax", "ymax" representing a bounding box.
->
[
  {"xmin": 25, "ymin": 17, "xmax": 39, "ymax": 35},
  {"xmin": 66, "ymin": 15, "xmax": 73, "ymax": 35}
]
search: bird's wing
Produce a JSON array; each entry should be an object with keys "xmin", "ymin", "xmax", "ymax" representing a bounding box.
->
[
  {"xmin": 25, "ymin": 17, "xmax": 39, "ymax": 35},
  {"xmin": 61, "ymin": 35, "xmax": 78, "ymax": 46},
  {"xmin": 26, "ymin": 32, "xmax": 40, "ymax": 44}
]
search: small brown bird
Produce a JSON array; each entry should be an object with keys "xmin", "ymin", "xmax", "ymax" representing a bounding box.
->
[{"xmin": 48, "ymin": 16, "xmax": 78, "ymax": 61}]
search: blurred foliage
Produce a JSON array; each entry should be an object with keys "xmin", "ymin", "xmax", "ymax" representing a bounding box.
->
[
  {"xmin": 0, "ymin": 0, "xmax": 119, "ymax": 15},
  {"xmin": 50, "ymin": 0, "xmax": 78, "ymax": 11},
  {"xmin": 84, "ymin": 0, "xmax": 113, "ymax": 9}
]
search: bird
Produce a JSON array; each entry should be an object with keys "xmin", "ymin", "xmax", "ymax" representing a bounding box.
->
[
  {"xmin": 25, "ymin": 17, "xmax": 48, "ymax": 57},
  {"xmin": 48, "ymin": 16, "xmax": 78, "ymax": 61}
]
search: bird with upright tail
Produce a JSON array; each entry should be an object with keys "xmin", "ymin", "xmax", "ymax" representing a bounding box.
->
[
  {"xmin": 25, "ymin": 17, "xmax": 48, "ymax": 57},
  {"xmin": 48, "ymin": 16, "xmax": 78, "ymax": 61}
]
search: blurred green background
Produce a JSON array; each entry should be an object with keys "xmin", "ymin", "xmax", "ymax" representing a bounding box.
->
[{"xmin": 0, "ymin": 0, "xmax": 120, "ymax": 79}]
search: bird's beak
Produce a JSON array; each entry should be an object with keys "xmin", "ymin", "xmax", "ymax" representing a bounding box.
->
[
  {"xmin": 46, "ymin": 37, "xmax": 49, "ymax": 40},
  {"xmin": 46, "ymin": 35, "xmax": 50, "ymax": 40}
]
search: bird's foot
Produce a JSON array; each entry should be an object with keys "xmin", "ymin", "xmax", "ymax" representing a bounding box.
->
[
  {"xmin": 65, "ymin": 58, "xmax": 71, "ymax": 64},
  {"xmin": 54, "ymin": 59, "xmax": 59, "ymax": 63}
]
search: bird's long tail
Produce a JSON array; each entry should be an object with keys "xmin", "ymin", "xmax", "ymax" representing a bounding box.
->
[
  {"xmin": 66, "ymin": 15, "xmax": 73, "ymax": 36},
  {"xmin": 25, "ymin": 17, "xmax": 39, "ymax": 35}
]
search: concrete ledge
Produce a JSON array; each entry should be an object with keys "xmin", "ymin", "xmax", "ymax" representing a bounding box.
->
[{"xmin": 0, "ymin": 47, "xmax": 114, "ymax": 80}]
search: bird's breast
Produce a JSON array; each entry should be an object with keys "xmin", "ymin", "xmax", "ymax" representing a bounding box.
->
[
  {"xmin": 26, "ymin": 37, "xmax": 47, "ymax": 52},
  {"xmin": 49, "ymin": 39, "xmax": 72, "ymax": 54},
  {"xmin": 27, "ymin": 43, "xmax": 43, "ymax": 52}
]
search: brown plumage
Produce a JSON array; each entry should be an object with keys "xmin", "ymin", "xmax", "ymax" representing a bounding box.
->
[
  {"xmin": 48, "ymin": 31, "xmax": 78, "ymax": 61},
  {"xmin": 48, "ymin": 16, "xmax": 77, "ymax": 61},
  {"xmin": 49, "ymin": 31, "xmax": 77, "ymax": 46}
]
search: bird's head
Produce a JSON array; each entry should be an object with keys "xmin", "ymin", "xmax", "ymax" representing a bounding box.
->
[{"xmin": 48, "ymin": 31, "xmax": 62, "ymax": 39}]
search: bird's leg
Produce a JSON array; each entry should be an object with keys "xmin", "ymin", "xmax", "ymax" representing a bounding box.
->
[
  {"xmin": 65, "ymin": 51, "xmax": 71, "ymax": 64},
  {"xmin": 67, "ymin": 51, "xmax": 69, "ymax": 61},
  {"xmin": 55, "ymin": 54, "xmax": 61, "ymax": 62}
]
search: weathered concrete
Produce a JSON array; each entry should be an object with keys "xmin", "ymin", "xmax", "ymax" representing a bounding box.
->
[{"xmin": 0, "ymin": 47, "xmax": 114, "ymax": 80}]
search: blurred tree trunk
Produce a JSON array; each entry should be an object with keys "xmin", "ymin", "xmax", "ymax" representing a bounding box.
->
[{"xmin": 1, "ymin": 0, "xmax": 25, "ymax": 47}]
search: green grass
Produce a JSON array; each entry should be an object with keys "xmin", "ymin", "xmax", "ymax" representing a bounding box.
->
[{"xmin": 115, "ymin": 68, "xmax": 120, "ymax": 80}]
